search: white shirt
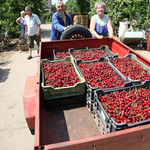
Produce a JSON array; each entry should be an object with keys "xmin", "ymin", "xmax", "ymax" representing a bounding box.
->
[{"xmin": 24, "ymin": 13, "xmax": 41, "ymax": 36}]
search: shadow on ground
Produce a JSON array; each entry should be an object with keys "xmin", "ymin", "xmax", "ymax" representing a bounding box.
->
[
  {"xmin": 0, "ymin": 68, "xmax": 11, "ymax": 83},
  {"xmin": 129, "ymin": 46, "xmax": 146, "ymax": 51},
  {"xmin": 0, "ymin": 60, "xmax": 13, "ymax": 67},
  {"xmin": 41, "ymin": 28, "xmax": 51, "ymax": 41}
]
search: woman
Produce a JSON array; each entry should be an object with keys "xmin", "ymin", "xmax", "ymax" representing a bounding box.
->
[
  {"xmin": 16, "ymin": 11, "xmax": 26, "ymax": 36},
  {"xmin": 90, "ymin": 1, "xmax": 113, "ymax": 39}
]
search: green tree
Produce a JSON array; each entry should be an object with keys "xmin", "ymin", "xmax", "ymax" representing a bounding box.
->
[
  {"xmin": 65, "ymin": 0, "xmax": 79, "ymax": 15},
  {"xmin": 76, "ymin": 0, "xmax": 90, "ymax": 14}
]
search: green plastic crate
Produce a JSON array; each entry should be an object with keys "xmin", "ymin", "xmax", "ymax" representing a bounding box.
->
[{"xmin": 41, "ymin": 56, "xmax": 85, "ymax": 100}]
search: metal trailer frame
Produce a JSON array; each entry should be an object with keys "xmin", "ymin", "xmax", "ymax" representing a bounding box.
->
[{"xmin": 23, "ymin": 37, "xmax": 150, "ymax": 150}]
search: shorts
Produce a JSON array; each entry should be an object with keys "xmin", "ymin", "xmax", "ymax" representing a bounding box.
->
[{"xmin": 27, "ymin": 34, "xmax": 41, "ymax": 48}]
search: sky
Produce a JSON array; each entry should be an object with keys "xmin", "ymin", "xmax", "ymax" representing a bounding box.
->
[{"xmin": 51, "ymin": 0, "xmax": 68, "ymax": 5}]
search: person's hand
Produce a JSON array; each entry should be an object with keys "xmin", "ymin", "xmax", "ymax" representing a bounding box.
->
[
  {"xmin": 97, "ymin": 35, "xmax": 104, "ymax": 39},
  {"xmin": 63, "ymin": 25, "xmax": 72, "ymax": 31},
  {"xmin": 25, "ymin": 32, "xmax": 27, "ymax": 37},
  {"xmin": 36, "ymin": 31, "xmax": 40, "ymax": 36},
  {"xmin": 109, "ymin": 34, "xmax": 114, "ymax": 39}
]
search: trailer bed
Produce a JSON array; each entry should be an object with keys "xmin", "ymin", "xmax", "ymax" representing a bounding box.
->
[
  {"xmin": 40, "ymin": 104, "xmax": 100, "ymax": 145},
  {"xmin": 24, "ymin": 38, "xmax": 150, "ymax": 150}
]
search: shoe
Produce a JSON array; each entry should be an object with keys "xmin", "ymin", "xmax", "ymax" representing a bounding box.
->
[
  {"xmin": 27, "ymin": 55, "xmax": 32, "ymax": 60},
  {"xmin": 37, "ymin": 49, "xmax": 39, "ymax": 54}
]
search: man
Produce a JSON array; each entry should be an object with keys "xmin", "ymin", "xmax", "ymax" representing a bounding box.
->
[
  {"xmin": 24, "ymin": 6, "xmax": 41, "ymax": 59},
  {"xmin": 50, "ymin": 1, "xmax": 72, "ymax": 41}
]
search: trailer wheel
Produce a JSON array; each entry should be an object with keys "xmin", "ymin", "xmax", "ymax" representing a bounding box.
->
[{"xmin": 60, "ymin": 25, "xmax": 92, "ymax": 40}]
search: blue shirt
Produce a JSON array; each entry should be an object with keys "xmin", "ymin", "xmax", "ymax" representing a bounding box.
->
[
  {"xmin": 50, "ymin": 12, "xmax": 72, "ymax": 41},
  {"xmin": 24, "ymin": 13, "xmax": 41, "ymax": 36},
  {"xmin": 92, "ymin": 14, "xmax": 109, "ymax": 37}
]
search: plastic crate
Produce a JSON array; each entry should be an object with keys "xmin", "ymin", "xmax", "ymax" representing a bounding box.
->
[
  {"xmin": 109, "ymin": 54, "xmax": 150, "ymax": 83},
  {"xmin": 44, "ymin": 94, "xmax": 86, "ymax": 111},
  {"xmin": 86, "ymin": 88, "xmax": 95, "ymax": 113},
  {"xmin": 69, "ymin": 45, "xmax": 118, "ymax": 62},
  {"xmin": 76, "ymin": 57, "xmax": 132, "ymax": 103},
  {"xmin": 93, "ymin": 109, "xmax": 110, "ymax": 134},
  {"xmin": 86, "ymin": 97, "xmax": 95, "ymax": 113},
  {"xmin": 41, "ymin": 56, "xmax": 85, "ymax": 100},
  {"xmin": 53, "ymin": 49, "xmax": 70, "ymax": 60},
  {"xmin": 94, "ymin": 80, "xmax": 150, "ymax": 133}
]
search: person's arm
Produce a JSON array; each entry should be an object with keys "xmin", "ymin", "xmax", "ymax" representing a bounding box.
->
[
  {"xmin": 107, "ymin": 17, "xmax": 114, "ymax": 38},
  {"xmin": 63, "ymin": 26, "xmax": 71, "ymax": 30},
  {"xmin": 34, "ymin": 15, "xmax": 41, "ymax": 36},
  {"xmin": 25, "ymin": 25, "xmax": 27, "ymax": 36},
  {"xmin": 52, "ymin": 14, "xmax": 67, "ymax": 32},
  {"xmin": 16, "ymin": 17, "xmax": 21, "ymax": 26},
  {"xmin": 90, "ymin": 17, "xmax": 103, "ymax": 39},
  {"xmin": 36, "ymin": 24, "xmax": 40, "ymax": 36}
]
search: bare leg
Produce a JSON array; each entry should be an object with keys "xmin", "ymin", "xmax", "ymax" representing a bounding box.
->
[
  {"xmin": 35, "ymin": 35, "xmax": 41, "ymax": 54},
  {"xmin": 29, "ymin": 48, "xmax": 32, "ymax": 56},
  {"xmin": 27, "ymin": 48, "xmax": 32, "ymax": 59}
]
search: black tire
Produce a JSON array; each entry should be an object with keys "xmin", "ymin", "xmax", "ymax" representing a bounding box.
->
[{"xmin": 60, "ymin": 25, "xmax": 92, "ymax": 40}]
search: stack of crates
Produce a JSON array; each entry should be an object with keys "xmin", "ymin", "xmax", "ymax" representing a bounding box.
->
[
  {"xmin": 68, "ymin": 46, "xmax": 121, "ymax": 113},
  {"xmin": 93, "ymin": 54, "xmax": 150, "ymax": 133},
  {"xmin": 73, "ymin": 15, "xmax": 89, "ymax": 28},
  {"xmin": 41, "ymin": 56, "xmax": 86, "ymax": 111},
  {"xmin": 41, "ymin": 45, "xmax": 150, "ymax": 134},
  {"xmin": 93, "ymin": 81, "xmax": 150, "ymax": 133},
  {"xmin": 76, "ymin": 57, "xmax": 131, "ymax": 113}
]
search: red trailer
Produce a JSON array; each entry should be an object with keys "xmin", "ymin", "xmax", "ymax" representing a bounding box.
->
[{"xmin": 23, "ymin": 38, "xmax": 150, "ymax": 150}]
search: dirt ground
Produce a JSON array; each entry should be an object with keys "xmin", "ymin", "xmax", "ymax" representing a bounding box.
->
[{"xmin": 0, "ymin": 39, "xmax": 19, "ymax": 67}]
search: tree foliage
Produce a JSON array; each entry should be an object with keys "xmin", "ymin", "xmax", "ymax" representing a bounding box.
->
[
  {"xmin": 0, "ymin": 0, "xmax": 47, "ymax": 37},
  {"xmin": 76, "ymin": 0, "xmax": 90, "ymax": 14},
  {"xmin": 65, "ymin": 0, "xmax": 90, "ymax": 15},
  {"xmin": 65, "ymin": 0, "xmax": 79, "ymax": 15},
  {"xmin": 105, "ymin": 0, "xmax": 149, "ymax": 34}
]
